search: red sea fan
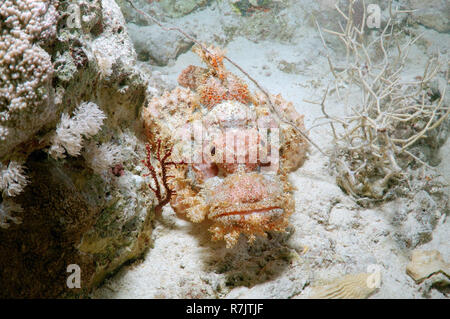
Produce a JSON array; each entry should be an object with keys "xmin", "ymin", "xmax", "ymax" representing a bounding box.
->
[{"xmin": 142, "ymin": 140, "xmax": 185, "ymax": 213}]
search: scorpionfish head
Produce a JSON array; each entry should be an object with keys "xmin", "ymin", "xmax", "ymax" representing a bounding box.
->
[{"xmin": 206, "ymin": 171, "xmax": 294, "ymax": 248}]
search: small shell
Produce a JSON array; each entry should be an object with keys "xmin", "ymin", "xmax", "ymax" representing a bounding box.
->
[
  {"xmin": 307, "ymin": 273, "xmax": 379, "ymax": 299},
  {"xmin": 406, "ymin": 250, "xmax": 450, "ymax": 283}
]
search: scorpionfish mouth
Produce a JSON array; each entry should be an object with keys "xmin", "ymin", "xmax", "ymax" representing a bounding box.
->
[{"xmin": 207, "ymin": 172, "xmax": 288, "ymax": 223}]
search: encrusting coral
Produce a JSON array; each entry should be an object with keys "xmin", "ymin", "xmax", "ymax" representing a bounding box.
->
[{"xmin": 142, "ymin": 44, "xmax": 308, "ymax": 247}]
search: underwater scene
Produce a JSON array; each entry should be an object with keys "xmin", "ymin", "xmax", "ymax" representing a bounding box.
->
[{"xmin": 0, "ymin": 0, "xmax": 449, "ymax": 299}]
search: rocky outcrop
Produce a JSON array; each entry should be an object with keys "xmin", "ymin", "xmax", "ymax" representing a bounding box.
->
[
  {"xmin": 0, "ymin": 0, "xmax": 154, "ymax": 298},
  {"xmin": 407, "ymin": 0, "xmax": 450, "ymax": 33}
]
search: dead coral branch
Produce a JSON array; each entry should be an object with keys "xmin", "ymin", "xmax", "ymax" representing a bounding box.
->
[{"xmin": 314, "ymin": 0, "xmax": 449, "ymax": 201}]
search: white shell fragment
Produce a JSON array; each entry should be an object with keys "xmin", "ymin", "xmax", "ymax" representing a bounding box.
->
[
  {"xmin": 308, "ymin": 273, "xmax": 380, "ymax": 299},
  {"xmin": 406, "ymin": 250, "xmax": 450, "ymax": 283}
]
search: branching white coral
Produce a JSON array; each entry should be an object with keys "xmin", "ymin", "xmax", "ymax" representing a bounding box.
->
[
  {"xmin": 0, "ymin": 161, "xmax": 28, "ymax": 197},
  {"xmin": 83, "ymin": 140, "xmax": 124, "ymax": 175},
  {"xmin": 0, "ymin": 198, "xmax": 23, "ymax": 229},
  {"xmin": 49, "ymin": 102, "xmax": 107, "ymax": 159},
  {"xmin": 312, "ymin": 0, "xmax": 449, "ymax": 201}
]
